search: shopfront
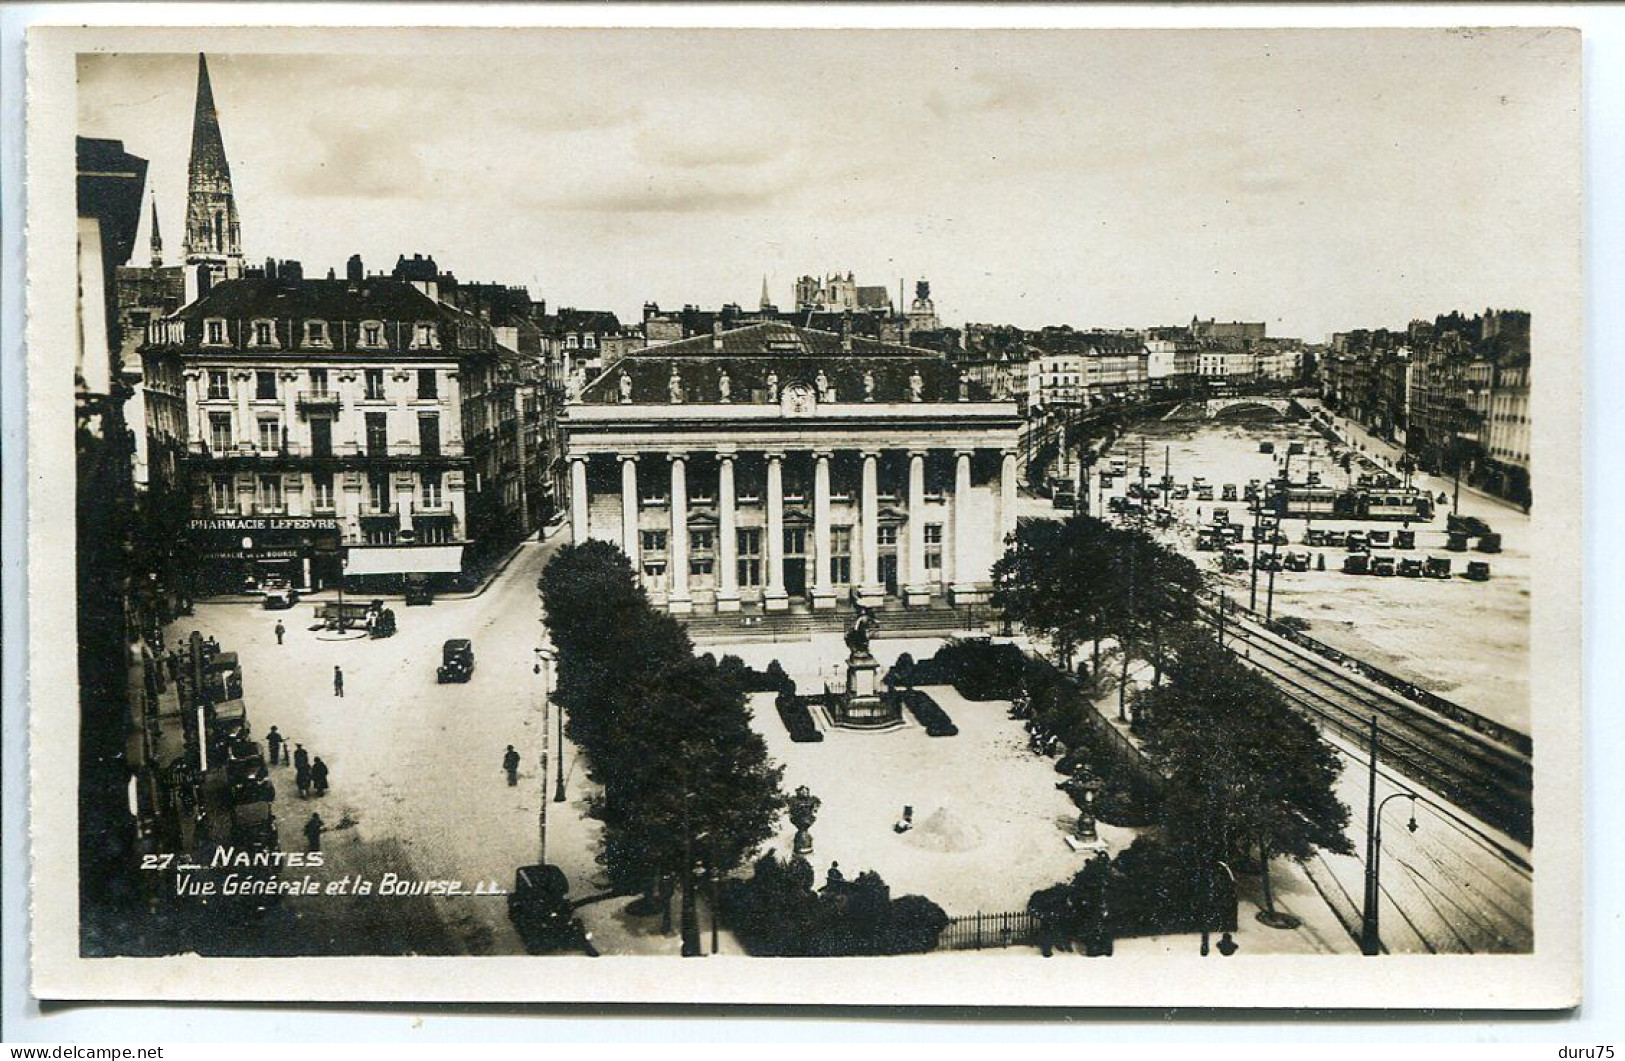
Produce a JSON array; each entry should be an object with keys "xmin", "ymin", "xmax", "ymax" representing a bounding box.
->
[{"xmin": 186, "ymin": 516, "xmax": 343, "ymax": 597}]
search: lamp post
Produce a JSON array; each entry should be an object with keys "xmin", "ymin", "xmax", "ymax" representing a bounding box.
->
[
  {"xmin": 1361, "ymin": 787, "xmax": 1420, "ymax": 956},
  {"xmin": 534, "ymin": 646, "xmax": 555, "ymax": 865},
  {"xmin": 553, "ymin": 677, "xmax": 568, "ymax": 803}
]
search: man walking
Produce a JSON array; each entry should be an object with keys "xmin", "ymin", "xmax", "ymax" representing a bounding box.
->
[
  {"xmin": 274, "ymin": 620, "xmax": 286, "ymax": 645},
  {"xmin": 296, "ymin": 757, "xmax": 312, "ymax": 798},
  {"xmin": 333, "ymin": 665, "xmax": 344, "ymax": 698},
  {"xmin": 304, "ymin": 812, "xmax": 325, "ymax": 852},
  {"xmin": 502, "ymin": 745, "xmax": 521, "ymax": 786},
  {"xmin": 311, "ymin": 756, "xmax": 330, "ymax": 797},
  {"xmin": 265, "ymin": 726, "xmax": 286, "ymax": 766}
]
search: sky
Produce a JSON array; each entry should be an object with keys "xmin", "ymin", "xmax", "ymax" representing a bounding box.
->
[{"xmin": 76, "ymin": 28, "xmax": 1579, "ymax": 340}]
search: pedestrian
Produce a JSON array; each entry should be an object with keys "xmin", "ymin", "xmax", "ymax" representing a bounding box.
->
[
  {"xmin": 275, "ymin": 620, "xmax": 286, "ymax": 645},
  {"xmin": 311, "ymin": 756, "xmax": 329, "ymax": 797},
  {"xmin": 265, "ymin": 726, "xmax": 285, "ymax": 765},
  {"xmin": 296, "ymin": 759, "xmax": 312, "ymax": 798},
  {"xmin": 502, "ymin": 745, "xmax": 521, "ymax": 786},
  {"xmin": 333, "ymin": 665, "xmax": 344, "ymax": 698},
  {"xmin": 293, "ymin": 743, "xmax": 309, "ymax": 774},
  {"xmin": 304, "ymin": 812, "xmax": 325, "ymax": 852}
]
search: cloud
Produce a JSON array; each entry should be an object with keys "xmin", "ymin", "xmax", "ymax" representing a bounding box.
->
[
  {"xmin": 538, "ymin": 172, "xmax": 796, "ymax": 214},
  {"xmin": 280, "ymin": 117, "xmax": 430, "ymax": 200},
  {"xmin": 925, "ymin": 70, "xmax": 1045, "ymax": 120}
]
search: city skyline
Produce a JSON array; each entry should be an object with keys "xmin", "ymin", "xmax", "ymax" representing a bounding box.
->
[{"xmin": 75, "ymin": 29, "xmax": 1575, "ymax": 341}]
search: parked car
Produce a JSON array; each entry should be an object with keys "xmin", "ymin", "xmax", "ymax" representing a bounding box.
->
[
  {"xmin": 1223, "ymin": 523, "xmax": 1245, "ymax": 544},
  {"xmin": 508, "ymin": 863, "xmax": 598, "ymax": 957},
  {"xmin": 1446, "ymin": 532, "xmax": 1471, "ymax": 552},
  {"xmin": 1255, "ymin": 553, "xmax": 1282, "ymax": 573},
  {"xmin": 1371, "ymin": 555, "xmax": 1397, "ymax": 577},
  {"xmin": 1425, "ymin": 556, "xmax": 1453, "ymax": 580},
  {"xmin": 1324, "ymin": 530, "xmax": 1347, "ymax": 547},
  {"xmin": 1259, "ymin": 441, "xmax": 1276, "ymax": 454},
  {"xmin": 405, "ymin": 575, "xmax": 435, "ymax": 606},
  {"xmin": 437, "ymin": 639, "xmax": 476, "ymax": 683},
  {"xmin": 1465, "ymin": 561, "xmax": 1492, "ymax": 582},
  {"xmin": 1304, "ymin": 528, "xmax": 1328, "ymax": 547},
  {"xmin": 1195, "ymin": 486, "xmax": 1215, "ymax": 501},
  {"xmin": 1342, "ymin": 553, "xmax": 1370, "ymax": 575},
  {"xmin": 1221, "ymin": 547, "xmax": 1249, "ymax": 573},
  {"xmin": 1213, "ymin": 508, "xmax": 1230, "ymax": 525},
  {"xmin": 1222, "ymin": 484, "xmax": 1239, "ymax": 501},
  {"xmin": 1172, "ymin": 485, "xmax": 1190, "ymax": 501},
  {"xmin": 1283, "ymin": 551, "xmax": 1311, "ymax": 572},
  {"xmin": 1477, "ymin": 533, "xmax": 1503, "ymax": 554},
  {"xmin": 1395, "ymin": 529, "xmax": 1417, "ymax": 550},
  {"xmin": 1398, "ymin": 558, "xmax": 1424, "ymax": 578},
  {"xmin": 261, "ymin": 578, "xmax": 298, "ymax": 610},
  {"xmin": 1345, "ymin": 530, "xmax": 1368, "ymax": 551},
  {"xmin": 1196, "ymin": 528, "xmax": 1223, "ymax": 552},
  {"xmin": 1368, "ymin": 530, "xmax": 1392, "ymax": 549}
]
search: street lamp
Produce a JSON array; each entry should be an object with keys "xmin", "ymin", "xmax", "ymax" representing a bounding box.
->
[
  {"xmin": 534, "ymin": 646, "xmax": 555, "ymax": 865},
  {"xmin": 1361, "ymin": 788, "xmax": 1420, "ymax": 956}
]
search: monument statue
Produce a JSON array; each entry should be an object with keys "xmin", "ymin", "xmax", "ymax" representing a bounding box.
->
[
  {"xmin": 845, "ymin": 605, "xmax": 876, "ymax": 656},
  {"xmin": 718, "ymin": 369, "xmax": 732, "ymax": 403},
  {"xmin": 863, "ymin": 369, "xmax": 876, "ymax": 401},
  {"xmin": 618, "ymin": 372, "xmax": 633, "ymax": 403},
  {"xmin": 815, "ymin": 369, "xmax": 830, "ymax": 400},
  {"xmin": 668, "ymin": 366, "xmax": 684, "ymax": 403},
  {"xmin": 766, "ymin": 370, "xmax": 780, "ymax": 402},
  {"xmin": 908, "ymin": 369, "xmax": 924, "ymax": 402}
]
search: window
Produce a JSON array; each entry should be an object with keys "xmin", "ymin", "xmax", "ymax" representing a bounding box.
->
[
  {"xmin": 689, "ymin": 557, "xmax": 714, "ymax": 577},
  {"xmin": 310, "ymin": 417, "xmax": 333, "ymax": 457},
  {"xmin": 209, "ymin": 412, "xmax": 233, "ymax": 453},
  {"xmin": 309, "ymin": 367, "xmax": 329, "ymax": 394},
  {"xmin": 306, "ymin": 320, "xmax": 327, "ymax": 346},
  {"xmin": 362, "ymin": 322, "xmax": 383, "ymax": 348},
  {"xmin": 566, "ymin": 334, "xmax": 579, "ymax": 349},
  {"xmin": 364, "ymin": 369, "xmax": 386, "ymax": 400},
  {"xmin": 257, "ymin": 417, "xmax": 282, "ymax": 452},
  {"xmin": 783, "ymin": 527, "xmax": 807, "ymax": 557},
  {"xmin": 206, "ymin": 319, "xmax": 225, "ymax": 345},
  {"xmin": 365, "ymin": 413, "xmax": 388, "ymax": 456},
  {"xmin": 211, "ymin": 475, "xmax": 235, "ymax": 512},
  {"xmin": 583, "ymin": 334, "xmax": 597, "ymax": 349},
  {"xmin": 207, "ymin": 369, "xmax": 230, "ymax": 400},
  {"xmin": 417, "ymin": 369, "xmax": 438, "ymax": 399},
  {"xmin": 253, "ymin": 321, "xmax": 274, "ymax": 347},
  {"xmin": 415, "ymin": 322, "xmax": 436, "ymax": 348},
  {"xmin": 418, "ymin": 414, "xmax": 440, "ymax": 457},
  {"xmin": 924, "ymin": 523, "xmax": 944, "ymax": 572},
  {"xmin": 258, "ymin": 475, "xmax": 283, "ymax": 511},
  {"xmin": 736, "ymin": 528, "xmax": 762, "ymax": 587},
  {"xmin": 877, "ymin": 525, "xmax": 898, "ymax": 547},
  {"xmin": 641, "ymin": 530, "xmax": 668, "ymax": 554},
  {"xmin": 417, "ymin": 521, "xmax": 452, "ymax": 545},
  {"xmin": 368, "ymin": 473, "xmax": 391, "ymax": 512},
  {"xmin": 690, "ymin": 529, "xmax": 714, "ymax": 554},
  {"xmin": 256, "ymin": 370, "xmax": 277, "ymax": 400},
  {"xmin": 364, "ymin": 525, "xmax": 397, "ymax": 546},
  {"xmin": 311, "ymin": 473, "xmax": 335, "ymax": 510},
  {"xmin": 421, "ymin": 472, "xmax": 443, "ymax": 509},
  {"xmin": 642, "ymin": 560, "xmax": 667, "ymax": 578},
  {"xmin": 830, "ymin": 526, "xmax": 853, "ymax": 584}
]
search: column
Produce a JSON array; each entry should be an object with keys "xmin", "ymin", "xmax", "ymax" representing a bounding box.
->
[
  {"xmin": 619, "ymin": 454, "xmax": 640, "ymax": 568},
  {"xmin": 950, "ymin": 448, "xmax": 979, "ymax": 604},
  {"xmin": 569, "ymin": 456, "xmax": 589, "ymax": 545},
  {"xmin": 858, "ymin": 449, "xmax": 882, "ymax": 605},
  {"xmin": 183, "ymin": 371, "xmax": 203, "ymax": 446},
  {"xmin": 811, "ymin": 450, "xmax": 835, "ymax": 609},
  {"xmin": 281, "ymin": 372, "xmax": 298, "ymax": 451},
  {"xmin": 716, "ymin": 452, "xmax": 740, "ymax": 612},
  {"xmin": 904, "ymin": 450, "xmax": 929, "ymax": 607},
  {"xmin": 234, "ymin": 371, "xmax": 251, "ymax": 449},
  {"xmin": 1000, "ymin": 448, "xmax": 1019, "ymax": 548},
  {"xmin": 764, "ymin": 452, "xmax": 788, "ymax": 611},
  {"xmin": 668, "ymin": 454, "xmax": 691, "ymax": 614}
]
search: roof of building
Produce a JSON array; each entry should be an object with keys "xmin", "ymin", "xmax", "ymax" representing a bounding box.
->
[
  {"xmin": 855, "ymin": 285, "xmax": 893, "ymax": 310},
  {"xmin": 579, "ymin": 321, "xmax": 990, "ymax": 405},
  {"xmin": 172, "ymin": 276, "xmax": 456, "ymax": 323}
]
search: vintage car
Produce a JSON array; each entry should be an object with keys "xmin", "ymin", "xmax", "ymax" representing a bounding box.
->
[
  {"xmin": 1447, "ymin": 513, "xmax": 1493, "ymax": 537},
  {"xmin": 1222, "ymin": 523, "xmax": 1246, "ymax": 544},
  {"xmin": 1398, "ymin": 558, "xmax": 1424, "ymax": 578},
  {"xmin": 1259, "ymin": 441, "xmax": 1276, "ymax": 454},
  {"xmin": 1370, "ymin": 555, "xmax": 1397, "ymax": 577},
  {"xmin": 1221, "ymin": 547, "xmax": 1250, "ymax": 573},
  {"xmin": 509, "ymin": 863, "xmax": 598, "ymax": 957},
  {"xmin": 261, "ymin": 577, "xmax": 298, "ymax": 610},
  {"xmin": 1342, "ymin": 553, "xmax": 1371, "ymax": 575},
  {"xmin": 1194, "ymin": 485, "xmax": 1215, "ymax": 501},
  {"xmin": 1446, "ymin": 532, "xmax": 1471, "ymax": 553},
  {"xmin": 1213, "ymin": 507, "xmax": 1230, "ymax": 525},
  {"xmin": 438, "ymin": 639, "xmax": 476, "ymax": 683},
  {"xmin": 229, "ymin": 800, "xmax": 277, "ymax": 852},
  {"xmin": 1395, "ymin": 529, "xmax": 1417, "ymax": 550},
  {"xmin": 1221, "ymin": 484, "xmax": 1239, "ymax": 501},
  {"xmin": 1107, "ymin": 495, "xmax": 1128, "ymax": 514},
  {"xmin": 404, "ymin": 574, "xmax": 435, "ymax": 606},
  {"xmin": 1304, "ymin": 528, "xmax": 1328, "ymax": 547},
  {"xmin": 1283, "ymin": 551, "xmax": 1311, "ymax": 572},
  {"xmin": 1053, "ymin": 487, "xmax": 1077, "ymax": 511},
  {"xmin": 1465, "ymin": 561, "xmax": 1492, "ymax": 582},
  {"xmin": 1172, "ymin": 485, "xmax": 1190, "ymax": 501},
  {"xmin": 1287, "ymin": 441, "xmax": 1306, "ymax": 456},
  {"xmin": 1196, "ymin": 528, "xmax": 1223, "ymax": 552},
  {"xmin": 1477, "ymin": 533, "xmax": 1503, "ymax": 554},
  {"xmin": 1254, "ymin": 553, "xmax": 1282, "ymax": 573},
  {"xmin": 1345, "ymin": 530, "xmax": 1368, "ymax": 551},
  {"xmin": 1323, "ymin": 529, "xmax": 1347, "ymax": 547},
  {"xmin": 1425, "ymin": 556, "xmax": 1453, "ymax": 580},
  {"xmin": 1368, "ymin": 530, "xmax": 1392, "ymax": 549}
]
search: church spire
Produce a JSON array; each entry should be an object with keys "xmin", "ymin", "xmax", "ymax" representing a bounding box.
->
[
  {"xmin": 760, "ymin": 274, "xmax": 772, "ymax": 311},
  {"xmin": 184, "ymin": 53, "xmax": 243, "ymax": 280},
  {"xmin": 149, "ymin": 194, "xmax": 163, "ymax": 269}
]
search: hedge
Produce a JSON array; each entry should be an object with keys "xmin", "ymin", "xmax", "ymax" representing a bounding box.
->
[
  {"xmin": 900, "ymin": 690, "xmax": 957, "ymax": 737},
  {"xmin": 775, "ymin": 690, "xmax": 823, "ymax": 743}
]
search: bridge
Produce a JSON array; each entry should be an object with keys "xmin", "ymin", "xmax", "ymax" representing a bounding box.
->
[{"xmin": 1163, "ymin": 396, "xmax": 1302, "ymax": 420}]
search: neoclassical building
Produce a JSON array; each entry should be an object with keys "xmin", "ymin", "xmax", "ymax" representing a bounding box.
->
[{"xmin": 563, "ymin": 321, "xmax": 1023, "ymax": 614}]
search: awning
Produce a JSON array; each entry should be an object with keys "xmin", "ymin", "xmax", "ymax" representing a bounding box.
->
[{"xmin": 344, "ymin": 544, "xmax": 464, "ymax": 576}]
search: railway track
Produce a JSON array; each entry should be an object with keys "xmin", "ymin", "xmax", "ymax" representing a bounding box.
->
[{"xmin": 1208, "ymin": 609, "xmax": 1533, "ymax": 848}]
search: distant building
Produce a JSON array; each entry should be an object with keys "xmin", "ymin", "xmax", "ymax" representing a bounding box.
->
[
  {"xmin": 183, "ymin": 54, "xmax": 244, "ymax": 297},
  {"xmin": 793, "ymin": 272, "xmax": 895, "ymax": 315},
  {"xmin": 1191, "ymin": 316, "xmax": 1266, "ymax": 348}
]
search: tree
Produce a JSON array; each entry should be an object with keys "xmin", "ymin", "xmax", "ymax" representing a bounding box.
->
[{"xmin": 1137, "ymin": 638, "xmax": 1353, "ymax": 917}]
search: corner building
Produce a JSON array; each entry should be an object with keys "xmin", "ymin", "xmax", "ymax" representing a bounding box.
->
[{"xmin": 564, "ymin": 321, "xmax": 1022, "ymax": 614}]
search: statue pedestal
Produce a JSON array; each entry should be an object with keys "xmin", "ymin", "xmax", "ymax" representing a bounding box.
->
[{"xmin": 832, "ymin": 650, "xmax": 901, "ymax": 728}]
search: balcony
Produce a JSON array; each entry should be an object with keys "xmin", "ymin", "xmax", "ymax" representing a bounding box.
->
[
  {"xmin": 253, "ymin": 503, "xmax": 287, "ymax": 516},
  {"xmin": 297, "ymin": 390, "xmax": 342, "ymax": 412},
  {"xmin": 360, "ymin": 503, "xmax": 399, "ymax": 519}
]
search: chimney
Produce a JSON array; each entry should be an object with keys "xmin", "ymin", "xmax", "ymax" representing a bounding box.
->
[
  {"xmin": 712, "ymin": 319, "xmax": 724, "ymax": 351},
  {"xmin": 346, "ymin": 254, "xmax": 364, "ymax": 281}
]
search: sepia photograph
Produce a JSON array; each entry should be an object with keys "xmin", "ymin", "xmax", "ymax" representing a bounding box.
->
[{"xmin": 22, "ymin": 20, "xmax": 1584, "ymax": 1009}]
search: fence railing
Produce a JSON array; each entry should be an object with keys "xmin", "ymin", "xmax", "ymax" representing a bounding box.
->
[{"xmin": 938, "ymin": 910, "xmax": 1034, "ymax": 951}]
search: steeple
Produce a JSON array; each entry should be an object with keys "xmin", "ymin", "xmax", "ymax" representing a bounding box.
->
[
  {"xmin": 149, "ymin": 195, "xmax": 163, "ymax": 269},
  {"xmin": 184, "ymin": 53, "xmax": 243, "ymax": 282},
  {"xmin": 759, "ymin": 274, "xmax": 772, "ymax": 312}
]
